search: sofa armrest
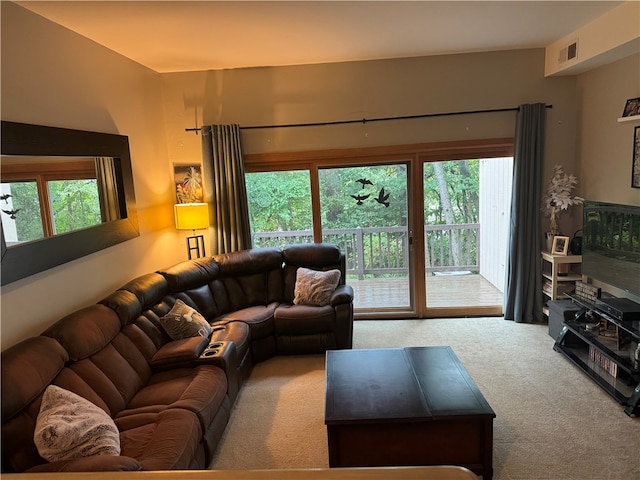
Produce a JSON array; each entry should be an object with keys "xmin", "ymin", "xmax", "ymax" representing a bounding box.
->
[
  {"xmin": 26, "ymin": 455, "xmax": 142, "ymax": 472},
  {"xmin": 150, "ymin": 335, "xmax": 210, "ymax": 369},
  {"xmin": 330, "ymin": 284, "xmax": 354, "ymax": 306}
]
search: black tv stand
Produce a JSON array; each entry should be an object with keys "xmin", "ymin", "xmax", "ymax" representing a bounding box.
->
[{"xmin": 554, "ymin": 294, "xmax": 640, "ymax": 416}]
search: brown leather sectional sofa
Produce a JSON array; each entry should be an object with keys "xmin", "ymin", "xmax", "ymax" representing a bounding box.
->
[{"xmin": 1, "ymin": 243, "xmax": 354, "ymax": 473}]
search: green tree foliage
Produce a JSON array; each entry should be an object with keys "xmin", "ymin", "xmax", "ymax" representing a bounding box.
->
[
  {"xmin": 49, "ymin": 179, "xmax": 101, "ymax": 234},
  {"xmin": 2, "ymin": 181, "xmax": 44, "ymax": 242},
  {"xmin": 246, "ymin": 162, "xmax": 479, "ymax": 232},
  {"xmin": 318, "ymin": 165, "xmax": 409, "ymax": 276},
  {"xmin": 246, "ymin": 171, "xmax": 313, "ymax": 232},
  {"xmin": 1, "ymin": 179, "xmax": 102, "ymax": 244},
  {"xmin": 245, "ymin": 161, "xmax": 480, "ymax": 272},
  {"xmin": 246, "ymin": 166, "xmax": 410, "ymax": 233},
  {"xmin": 423, "ymin": 160, "xmax": 479, "ymax": 224},
  {"xmin": 319, "ymin": 165, "xmax": 408, "ymax": 229},
  {"xmin": 423, "ymin": 160, "xmax": 479, "ymax": 269}
]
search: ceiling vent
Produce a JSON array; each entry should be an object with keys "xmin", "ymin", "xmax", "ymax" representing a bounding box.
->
[{"xmin": 558, "ymin": 40, "xmax": 579, "ymax": 66}]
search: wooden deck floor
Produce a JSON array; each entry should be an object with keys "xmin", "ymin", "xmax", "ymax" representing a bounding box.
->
[{"xmin": 348, "ymin": 274, "xmax": 503, "ymax": 310}]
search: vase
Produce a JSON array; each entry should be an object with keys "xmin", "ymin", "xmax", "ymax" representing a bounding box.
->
[{"xmin": 545, "ymin": 232, "xmax": 555, "ymax": 252}]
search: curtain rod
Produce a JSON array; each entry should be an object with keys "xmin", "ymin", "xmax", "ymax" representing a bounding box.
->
[{"xmin": 185, "ymin": 104, "xmax": 552, "ymax": 133}]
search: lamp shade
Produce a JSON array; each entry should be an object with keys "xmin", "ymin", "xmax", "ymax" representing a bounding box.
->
[{"xmin": 174, "ymin": 203, "xmax": 209, "ymax": 230}]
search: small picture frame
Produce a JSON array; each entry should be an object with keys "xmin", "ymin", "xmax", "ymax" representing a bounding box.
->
[
  {"xmin": 633, "ymin": 126, "xmax": 640, "ymax": 189},
  {"xmin": 174, "ymin": 164, "xmax": 204, "ymax": 203},
  {"xmin": 622, "ymin": 97, "xmax": 640, "ymax": 117},
  {"xmin": 552, "ymin": 235, "xmax": 570, "ymax": 256}
]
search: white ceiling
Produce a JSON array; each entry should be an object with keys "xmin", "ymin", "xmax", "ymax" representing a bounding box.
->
[{"xmin": 17, "ymin": 1, "xmax": 624, "ymax": 73}]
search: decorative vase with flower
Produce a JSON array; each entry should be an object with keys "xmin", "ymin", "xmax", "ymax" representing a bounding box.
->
[{"xmin": 543, "ymin": 164, "xmax": 584, "ymax": 252}]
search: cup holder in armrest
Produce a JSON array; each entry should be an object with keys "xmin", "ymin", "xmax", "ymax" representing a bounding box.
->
[{"xmin": 200, "ymin": 341, "xmax": 226, "ymax": 358}]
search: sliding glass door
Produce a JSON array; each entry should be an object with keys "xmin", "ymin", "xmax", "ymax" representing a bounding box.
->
[
  {"xmin": 423, "ymin": 157, "xmax": 512, "ymax": 314},
  {"xmin": 244, "ymin": 138, "xmax": 514, "ymax": 318},
  {"xmin": 318, "ymin": 164, "xmax": 411, "ymax": 311}
]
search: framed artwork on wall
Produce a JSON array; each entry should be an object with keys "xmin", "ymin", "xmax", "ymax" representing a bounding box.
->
[
  {"xmin": 174, "ymin": 164, "xmax": 204, "ymax": 203},
  {"xmin": 622, "ymin": 97, "xmax": 640, "ymax": 117},
  {"xmin": 552, "ymin": 236, "xmax": 569, "ymax": 256},
  {"xmin": 633, "ymin": 126, "xmax": 640, "ymax": 189}
]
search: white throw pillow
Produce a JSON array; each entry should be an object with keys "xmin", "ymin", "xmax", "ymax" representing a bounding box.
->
[
  {"xmin": 34, "ymin": 385, "xmax": 121, "ymax": 462},
  {"xmin": 159, "ymin": 299, "xmax": 213, "ymax": 340},
  {"xmin": 293, "ymin": 267, "xmax": 341, "ymax": 306}
]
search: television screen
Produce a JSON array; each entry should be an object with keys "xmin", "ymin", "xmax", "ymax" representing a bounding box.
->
[{"xmin": 582, "ymin": 201, "xmax": 640, "ymax": 298}]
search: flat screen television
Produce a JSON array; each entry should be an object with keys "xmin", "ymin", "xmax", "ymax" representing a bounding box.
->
[{"xmin": 582, "ymin": 200, "xmax": 640, "ymax": 298}]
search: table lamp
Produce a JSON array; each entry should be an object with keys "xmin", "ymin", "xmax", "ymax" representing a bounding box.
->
[{"xmin": 174, "ymin": 202, "xmax": 209, "ymax": 259}]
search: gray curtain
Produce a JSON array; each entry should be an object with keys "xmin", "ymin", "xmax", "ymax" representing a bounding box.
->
[
  {"xmin": 201, "ymin": 124, "xmax": 252, "ymax": 254},
  {"xmin": 504, "ymin": 103, "xmax": 546, "ymax": 322},
  {"xmin": 95, "ymin": 157, "xmax": 121, "ymax": 222}
]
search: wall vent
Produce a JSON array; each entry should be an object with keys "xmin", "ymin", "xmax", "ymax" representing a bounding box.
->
[{"xmin": 558, "ymin": 40, "xmax": 579, "ymax": 66}]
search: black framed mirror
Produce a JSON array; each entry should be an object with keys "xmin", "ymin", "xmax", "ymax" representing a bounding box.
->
[{"xmin": 1, "ymin": 121, "xmax": 139, "ymax": 285}]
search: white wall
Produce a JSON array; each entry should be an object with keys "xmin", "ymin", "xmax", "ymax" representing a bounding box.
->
[
  {"xmin": 576, "ymin": 53, "xmax": 640, "ymax": 206},
  {"xmin": 0, "ymin": 3, "xmax": 187, "ymax": 349},
  {"xmin": 161, "ymin": 49, "xmax": 578, "ymax": 159},
  {"xmin": 545, "ymin": 1, "xmax": 640, "ymax": 77}
]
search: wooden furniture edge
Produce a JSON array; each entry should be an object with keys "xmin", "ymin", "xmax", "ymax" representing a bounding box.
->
[{"xmin": 5, "ymin": 466, "xmax": 479, "ymax": 480}]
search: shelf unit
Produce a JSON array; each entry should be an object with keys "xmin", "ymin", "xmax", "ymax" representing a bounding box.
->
[
  {"xmin": 554, "ymin": 294, "xmax": 640, "ymax": 416},
  {"xmin": 617, "ymin": 114, "xmax": 640, "ymax": 123},
  {"xmin": 541, "ymin": 251, "xmax": 582, "ymax": 316}
]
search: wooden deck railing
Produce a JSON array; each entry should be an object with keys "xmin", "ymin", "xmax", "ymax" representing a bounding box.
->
[{"xmin": 252, "ymin": 224, "xmax": 480, "ymax": 279}]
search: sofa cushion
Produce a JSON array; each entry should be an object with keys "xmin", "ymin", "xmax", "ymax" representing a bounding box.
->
[
  {"xmin": 282, "ymin": 244, "xmax": 346, "ymax": 303},
  {"xmin": 160, "ymin": 257, "xmax": 220, "ymax": 292},
  {"xmin": 118, "ymin": 365, "xmax": 228, "ymax": 435},
  {"xmin": 293, "ymin": 267, "xmax": 341, "ymax": 306},
  {"xmin": 115, "ymin": 409, "xmax": 202, "ymax": 471},
  {"xmin": 213, "ymin": 247, "xmax": 283, "ymax": 277},
  {"xmin": 214, "ymin": 303, "xmax": 278, "ymax": 340},
  {"xmin": 34, "ymin": 385, "xmax": 120, "ymax": 462},
  {"xmin": 99, "ymin": 290, "xmax": 142, "ymax": 327},
  {"xmin": 159, "ymin": 299, "xmax": 213, "ymax": 340},
  {"xmin": 42, "ymin": 305, "xmax": 122, "ymax": 361},
  {"xmin": 1, "ymin": 336, "xmax": 68, "ymax": 423},
  {"xmin": 150, "ymin": 336, "xmax": 210, "ymax": 369},
  {"xmin": 42, "ymin": 304, "xmax": 161, "ymax": 417},
  {"xmin": 274, "ymin": 304, "xmax": 336, "ymax": 334},
  {"xmin": 213, "ymin": 247, "xmax": 284, "ymax": 307},
  {"xmin": 1, "ymin": 337, "xmax": 70, "ymax": 473},
  {"xmin": 283, "ymin": 243, "xmax": 342, "ymax": 266},
  {"xmin": 118, "ymin": 273, "xmax": 169, "ymax": 310}
]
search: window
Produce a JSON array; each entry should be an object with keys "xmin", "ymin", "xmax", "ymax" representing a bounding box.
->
[
  {"xmin": 1, "ymin": 159, "xmax": 102, "ymax": 246},
  {"xmin": 245, "ymin": 138, "xmax": 514, "ymax": 318},
  {"xmin": 245, "ymin": 170, "xmax": 313, "ymax": 248}
]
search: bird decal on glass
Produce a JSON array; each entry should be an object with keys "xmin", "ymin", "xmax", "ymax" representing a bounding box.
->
[
  {"xmin": 355, "ymin": 178, "xmax": 373, "ymax": 189},
  {"xmin": 2, "ymin": 208, "xmax": 20, "ymax": 219},
  {"xmin": 350, "ymin": 193, "xmax": 370, "ymax": 205},
  {"xmin": 375, "ymin": 188, "xmax": 390, "ymax": 207},
  {"xmin": 0, "ymin": 194, "xmax": 12, "ymax": 204}
]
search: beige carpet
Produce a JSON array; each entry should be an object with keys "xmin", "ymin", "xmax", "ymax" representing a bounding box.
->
[{"xmin": 209, "ymin": 318, "xmax": 640, "ymax": 479}]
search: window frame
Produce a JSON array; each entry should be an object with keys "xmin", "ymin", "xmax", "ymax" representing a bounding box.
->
[
  {"xmin": 1, "ymin": 160, "xmax": 97, "ymax": 238},
  {"xmin": 244, "ymin": 138, "xmax": 515, "ymax": 318}
]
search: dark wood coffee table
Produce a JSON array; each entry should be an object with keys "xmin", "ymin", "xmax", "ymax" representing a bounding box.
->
[{"xmin": 325, "ymin": 347, "xmax": 495, "ymax": 479}]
